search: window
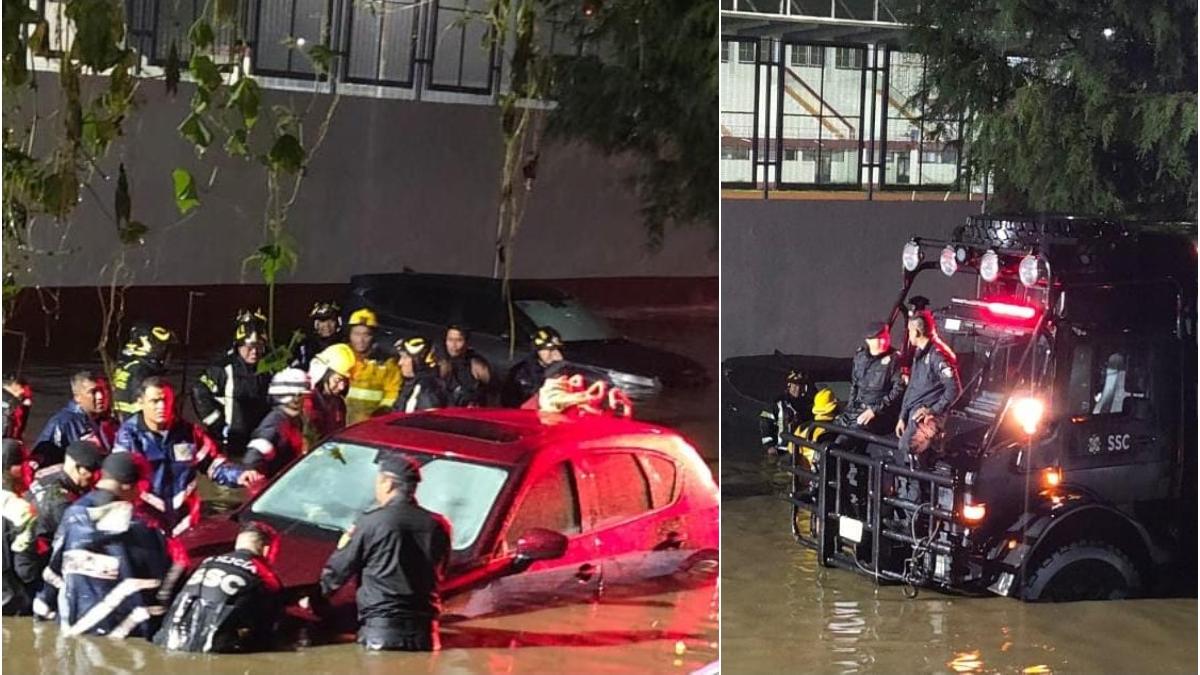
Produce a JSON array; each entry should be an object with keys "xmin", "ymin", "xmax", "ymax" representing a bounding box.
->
[
  {"xmin": 505, "ymin": 463, "xmax": 581, "ymax": 548},
  {"xmin": 801, "ymin": 149, "xmax": 818, "ymax": 162},
  {"xmin": 834, "ymin": 47, "xmax": 863, "ymax": 70},
  {"xmin": 721, "ymin": 146, "xmax": 751, "ymax": 160},
  {"xmin": 789, "ymin": 45, "xmax": 824, "ymax": 67},
  {"xmin": 1066, "ymin": 344, "xmax": 1153, "ymax": 417},
  {"xmin": 586, "ymin": 453, "xmax": 652, "ymax": 528},
  {"xmin": 721, "ymin": 41, "xmax": 731, "ymax": 63},
  {"xmin": 738, "ymin": 41, "xmax": 756, "ymax": 64},
  {"xmin": 636, "ymin": 455, "xmax": 677, "ymax": 509}
]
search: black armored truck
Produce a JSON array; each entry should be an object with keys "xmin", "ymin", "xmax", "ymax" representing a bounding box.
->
[{"xmin": 789, "ymin": 215, "xmax": 1197, "ymax": 602}]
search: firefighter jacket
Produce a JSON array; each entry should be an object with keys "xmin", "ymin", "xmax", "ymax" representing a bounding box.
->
[
  {"xmin": 113, "ymin": 415, "xmax": 245, "ymax": 537},
  {"xmin": 291, "ymin": 332, "xmax": 342, "ymax": 372},
  {"xmin": 154, "ymin": 549, "xmax": 283, "ymax": 653},
  {"xmin": 192, "ymin": 353, "xmax": 271, "ymax": 451},
  {"xmin": 22, "ymin": 467, "xmax": 89, "ymax": 619},
  {"xmin": 33, "ymin": 402, "xmax": 118, "ymax": 467},
  {"xmin": 245, "ymin": 409, "xmax": 304, "ymax": 478},
  {"xmin": 346, "ymin": 352, "xmax": 402, "ymax": 425},
  {"xmin": 46, "ymin": 489, "xmax": 170, "ymax": 639},
  {"xmin": 394, "ymin": 372, "xmax": 448, "ymax": 414},
  {"xmin": 900, "ymin": 341, "xmax": 962, "ymax": 423},
  {"xmin": 760, "ymin": 394, "xmax": 803, "ymax": 451},
  {"xmin": 112, "ymin": 358, "xmax": 165, "ymax": 420},
  {"xmin": 2, "ymin": 488, "xmax": 36, "ymax": 615},
  {"xmin": 320, "ymin": 496, "xmax": 451, "ymax": 623},
  {"xmin": 445, "ymin": 352, "xmax": 489, "ymax": 407}
]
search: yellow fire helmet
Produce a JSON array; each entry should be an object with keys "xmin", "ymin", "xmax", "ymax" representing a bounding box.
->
[
  {"xmin": 812, "ymin": 388, "xmax": 838, "ymax": 419},
  {"xmin": 347, "ymin": 308, "xmax": 378, "ymax": 329},
  {"xmin": 311, "ymin": 343, "xmax": 356, "ymax": 380}
]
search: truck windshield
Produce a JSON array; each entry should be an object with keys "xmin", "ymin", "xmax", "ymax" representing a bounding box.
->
[
  {"xmin": 945, "ymin": 327, "xmax": 1052, "ymax": 421},
  {"xmin": 249, "ymin": 441, "xmax": 510, "ymax": 551}
]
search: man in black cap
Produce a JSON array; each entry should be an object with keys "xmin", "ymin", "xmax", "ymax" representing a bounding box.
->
[
  {"xmin": 836, "ymin": 322, "xmax": 906, "ymax": 439},
  {"xmin": 48, "ymin": 452, "xmax": 172, "ymax": 638},
  {"xmin": 501, "ymin": 326, "xmax": 565, "ymax": 408},
  {"xmin": 316, "ymin": 454, "xmax": 452, "ymax": 651},
  {"xmin": 22, "ymin": 441, "xmax": 104, "ymax": 620}
]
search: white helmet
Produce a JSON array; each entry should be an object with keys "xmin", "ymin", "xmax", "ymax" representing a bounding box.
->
[{"xmin": 269, "ymin": 368, "xmax": 309, "ymax": 403}]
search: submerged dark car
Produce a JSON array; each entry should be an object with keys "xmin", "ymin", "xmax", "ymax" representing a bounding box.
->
[
  {"xmin": 178, "ymin": 408, "xmax": 720, "ymax": 630},
  {"xmin": 345, "ymin": 272, "xmax": 709, "ymax": 399}
]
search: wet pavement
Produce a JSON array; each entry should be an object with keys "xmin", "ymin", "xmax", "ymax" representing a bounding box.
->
[
  {"xmin": 721, "ymin": 447, "xmax": 1197, "ymax": 674},
  {"xmin": 2, "ymin": 305, "xmax": 719, "ymax": 675}
]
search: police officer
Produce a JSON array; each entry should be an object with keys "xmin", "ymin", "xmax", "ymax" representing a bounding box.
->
[
  {"xmin": 245, "ymin": 368, "xmax": 310, "ymax": 478},
  {"xmin": 317, "ymin": 454, "xmax": 451, "ymax": 651},
  {"xmin": 154, "ymin": 522, "xmax": 284, "ymax": 653},
  {"xmin": 22, "ymin": 441, "xmax": 103, "ymax": 621},
  {"xmin": 305, "ymin": 344, "xmax": 352, "ymax": 446},
  {"xmin": 760, "ymin": 370, "xmax": 809, "ymax": 455},
  {"xmin": 893, "ymin": 310, "xmax": 961, "ymax": 503},
  {"xmin": 292, "ymin": 301, "xmax": 343, "ymax": 371},
  {"xmin": 2, "ymin": 440, "xmax": 36, "ymax": 615},
  {"xmin": 394, "ymin": 337, "xmax": 448, "ymax": 413},
  {"xmin": 112, "ymin": 323, "xmax": 176, "ymax": 420},
  {"xmin": 501, "ymin": 326, "xmax": 565, "ymax": 408},
  {"xmin": 344, "ymin": 309, "xmax": 402, "ymax": 424},
  {"xmin": 115, "ymin": 377, "xmax": 263, "ymax": 537},
  {"xmin": 47, "ymin": 452, "xmax": 172, "ymax": 639},
  {"xmin": 193, "ymin": 310, "xmax": 273, "ymax": 455},
  {"xmin": 32, "ymin": 371, "xmax": 118, "ymax": 468},
  {"xmin": 442, "ymin": 325, "xmax": 491, "ymax": 407}
]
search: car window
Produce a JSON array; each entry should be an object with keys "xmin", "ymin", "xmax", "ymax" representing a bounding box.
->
[
  {"xmin": 636, "ymin": 454, "xmax": 677, "ymax": 509},
  {"xmin": 504, "ymin": 462, "xmax": 581, "ymax": 548},
  {"xmin": 585, "ymin": 453, "xmax": 652, "ymax": 528},
  {"xmin": 514, "ymin": 299, "xmax": 617, "ymax": 341},
  {"xmin": 249, "ymin": 441, "xmax": 509, "ymax": 551},
  {"xmin": 1067, "ymin": 342, "xmax": 1154, "ymax": 418}
]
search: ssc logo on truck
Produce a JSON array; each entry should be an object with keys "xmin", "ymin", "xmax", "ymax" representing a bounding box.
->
[
  {"xmin": 1087, "ymin": 434, "xmax": 1102, "ymax": 454},
  {"xmin": 1108, "ymin": 433, "xmax": 1132, "ymax": 452}
]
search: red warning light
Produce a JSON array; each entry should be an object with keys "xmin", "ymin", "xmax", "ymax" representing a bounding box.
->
[{"xmin": 985, "ymin": 301, "xmax": 1037, "ymax": 320}]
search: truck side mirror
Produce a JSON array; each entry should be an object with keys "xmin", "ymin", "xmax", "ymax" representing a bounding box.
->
[{"xmin": 509, "ymin": 528, "xmax": 568, "ymax": 573}]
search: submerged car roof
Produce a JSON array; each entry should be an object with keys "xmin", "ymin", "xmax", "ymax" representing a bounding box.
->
[{"xmin": 331, "ymin": 408, "xmax": 676, "ymax": 466}]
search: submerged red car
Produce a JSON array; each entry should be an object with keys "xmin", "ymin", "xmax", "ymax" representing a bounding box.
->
[{"xmin": 179, "ymin": 408, "xmax": 719, "ymax": 627}]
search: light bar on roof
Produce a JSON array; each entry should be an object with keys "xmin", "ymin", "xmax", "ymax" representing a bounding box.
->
[
  {"xmin": 902, "ymin": 240, "xmax": 922, "ymax": 272},
  {"xmin": 939, "ymin": 245, "xmax": 958, "ymax": 276},
  {"xmin": 980, "ymin": 250, "xmax": 1000, "ymax": 282}
]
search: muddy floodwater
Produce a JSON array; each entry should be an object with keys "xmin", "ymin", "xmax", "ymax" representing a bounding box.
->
[
  {"xmin": 722, "ymin": 453, "xmax": 1197, "ymax": 674},
  {"xmin": 3, "ymin": 307, "xmax": 718, "ymax": 675}
]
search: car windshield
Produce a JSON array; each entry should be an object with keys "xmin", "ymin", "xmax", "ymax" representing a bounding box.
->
[
  {"xmin": 516, "ymin": 299, "xmax": 617, "ymax": 341},
  {"xmin": 248, "ymin": 441, "xmax": 510, "ymax": 551}
]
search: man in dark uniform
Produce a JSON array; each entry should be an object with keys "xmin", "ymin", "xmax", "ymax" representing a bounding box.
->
[
  {"xmin": 760, "ymin": 370, "xmax": 809, "ymax": 455},
  {"xmin": 193, "ymin": 310, "xmax": 273, "ymax": 455},
  {"xmin": 501, "ymin": 326, "xmax": 565, "ymax": 408},
  {"xmin": 245, "ymin": 368, "xmax": 310, "ymax": 478},
  {"xmin": 112, "ymin": 323, "xmax": 176, "ymax": 420},
  {"xmin": 154, "ymin": 522, "xmax": 283, "ymax": 653},
  {"xmin": 837, "ymin": 323, "xmax": 906, "ymax": 440},
  {"xmin": 442, "ymin": 325, "xmax": 491, "ymax": 407},
  {"xmin": 317, "ymin": 454, "xmax": 452, "ymax": 651},
  {"xmin": 394, "ymin": 337, "xmax": 448, "ymax": 413},
  {"xmin": 893, "ymin": 310, "xmax": 962, "ymax": 504},
  {"xmin": 291, "ymin": 301, "xmax": 343, "ymax": 371},
  {"xmin": 22, "ymin": 441, "xmax": 103, "ymax": 620},
  {"xmin": 33, "ymin": 371, "xmax": 118, "ymax": 468}
]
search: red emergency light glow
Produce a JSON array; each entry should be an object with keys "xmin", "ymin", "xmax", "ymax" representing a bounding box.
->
[{"xmin": 985, "ymin": 302, "xmax": 1037, "ymax": 320}]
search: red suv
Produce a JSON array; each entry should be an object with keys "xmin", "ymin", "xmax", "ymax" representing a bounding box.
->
[{"xmin": 179, "ymin": 408, "xmax": 719, "ymax": 627}]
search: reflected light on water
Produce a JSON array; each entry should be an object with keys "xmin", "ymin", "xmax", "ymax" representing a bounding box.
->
[
  {"xmin": 948, "ymin": 649, "xmax": 984, "ymax": 672},
  {"xmin": 1022, "ymin": 666, "xmax": 1053, "ymax": 674}
]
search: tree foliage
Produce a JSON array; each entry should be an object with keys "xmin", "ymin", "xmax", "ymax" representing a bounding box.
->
[{"xmin": 903, "ymin": 0, "xmax": 1197, "ymax": 220}]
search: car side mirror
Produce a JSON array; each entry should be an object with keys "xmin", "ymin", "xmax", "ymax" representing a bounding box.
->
[{"xmin": 509, "ymin": 527, "xmax": 567, "ymax": 573}]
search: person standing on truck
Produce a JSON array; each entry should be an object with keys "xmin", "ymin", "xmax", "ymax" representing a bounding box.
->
[
  {"xmin": 893, "ymin": 310, "xmax": 961, "ymax": 504},
  {"xmin": 291, "ymin": 301, "xmax": 343, "ymax": 371},
  {"xmin": 32, "ymin": 371, "xmax": 119, "ymax": 467},
  {"xmin": 192, "ymin": 310, "xmax": 273, "ymax": 455},
  {"xmin": 837, "ymin": 323, "xmax": 905, "ymax": 439},
  {"xmin": 343, "ymin": 309, "xmax": 402, "ymax": 424},
  {"xmin": 112, "ymin": 323, "xmax": 176, "ymax": 421},
  {"xmin": 501, "ymin": 327, "xmax": 565, "ymax": 408},
  {"xmin": 316, "ymin": 454, "xmax": 452, "ymax": 651},
  {"xmin": 760, "ymin": 370, "xmax": 808, "ymax": 455}
]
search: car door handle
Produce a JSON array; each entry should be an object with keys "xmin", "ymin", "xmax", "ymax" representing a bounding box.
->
[
  {"xmin": 654, "ymin": 531, "xmax": 686, "ymax": 551},
  {"xmin": 575, "ymin": 564, "xmax": 596, "ymax": 582}
]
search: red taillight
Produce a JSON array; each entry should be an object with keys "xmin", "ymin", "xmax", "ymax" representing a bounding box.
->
[
  {"xmin": 986, "ymin": 302, "xmax": 1037, "ymax": 320},
  {"xmin": 962, "ymin": 503, "xmax": 986, "ymax": 523}
]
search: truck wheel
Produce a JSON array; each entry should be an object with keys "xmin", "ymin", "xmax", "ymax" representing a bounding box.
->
[{"xmin": 1021, "ymin": 540, "xmax": 1141, "ymax": 602}]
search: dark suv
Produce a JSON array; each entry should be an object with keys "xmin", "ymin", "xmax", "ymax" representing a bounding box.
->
[{"xmin": 345, "ymin": 273, "xmax": 708, "ymax": 400}]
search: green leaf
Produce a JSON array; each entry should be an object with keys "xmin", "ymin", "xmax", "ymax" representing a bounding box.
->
[
  {"xmin": 178, "ymin": 113, "xmax": 213, "ymax": 150},
  {"xmin": 190, "ymin": 86, "xmax": 210, "ymax": 114},
  {"xmin": 227, "ymin": 77, "xmax": 260, "ymax": 129},
  {"xmin": 114, "ymin": 163, "xmax": 131, "ymax": 224},
  {"xmin": 28, "ymin": 20, "xmax": 49, "ymax": 56},
  {"xmin": 267, "ymin": 133, "xmax": 305, "ymax": 174},
  {"xmin": 305, "ymin": 43, "xmax": 335, "ymax": 75},
  {"xmin": 66, "ymin": 0, "xmax": 127, "ymax": 71},
  {"xmin": 171, "ymin": 168, "xmax": 200, "ymax": 214},
  {"xmin": 224, "ymin": 128, "xmax": 249, "ymax": 158},
  {"xmin": 165, "ymin": 41, "xmax": 181, "ymax": 96},
  {"xmin": 188, "ymin": 19, "xmax": 214, "ymax": 51},
  {"xmin": 188, "ymin": 53, "xmax": 222, "ymax": 91}
]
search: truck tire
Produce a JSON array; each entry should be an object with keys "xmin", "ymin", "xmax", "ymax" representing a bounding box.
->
[{"xmin": 1020, "ymin": 540, "xmax": 1142, "ymax": 602}]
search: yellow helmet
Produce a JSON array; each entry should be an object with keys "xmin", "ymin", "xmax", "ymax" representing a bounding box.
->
[
  {"xmin": 312, "ymin": 343, "xmax": 356, "ymax": 379},
  {"xmin": 347, "ymin": 308, "xmax": 378, "ymax": 329},
  {"xmin": 812, "ymin": 388, "xmax": 838, "ymax": 418}
]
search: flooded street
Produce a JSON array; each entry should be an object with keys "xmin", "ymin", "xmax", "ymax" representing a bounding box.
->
[
  {"xmin": 722, "ymin": 451, "xmax": 1197, "ymax": 674},
  {"xmin": 3, "ymin": 306, "xmax": 719, "ymax": 674}
]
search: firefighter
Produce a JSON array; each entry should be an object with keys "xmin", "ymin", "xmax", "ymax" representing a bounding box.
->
[
  {"xmin": 501, "ymin": 326, "xmax": 565, "ymax": 408},
  {"xmin": 305, "ymin": 343, "xmax": 352, "ymax": 445},
  {"xmin": 47, "ymin": 452, "xmax": 171, "ymax": 639},
  {"xmin": 344, "ymin": 309, "xmax": 402, "ymax": 424},
  {"xmin": 192, "ymin": 310, "xmax": 273, "ymax": 455},
  {"xmin": 112, "ymin": 323, "xmax": 176, "ymax": 420},
  {"xmin": 114, "ymin": 377, "xmax": 263, "ymax": 537},
  {"xmin": 760, "ymin": 370, "xmax": 809, "ymax": 455},
  {"xmin": 154, "ymin": 522, "xmax": 283, "ymax": 653},
  {"xmin": 394, "ymin": 337, "xmax": 448, "ymax": 413},
  {"xmin": 442, "ymin": 325, "xmax": 491, "ymax": 407},
  {"xmin": 791, "ymin": 388, "xmax": 839, "ymax": 467},
  {"xmin": 316, "ymin": 454, "xmax": 451, "ymax": 652},
  {"xmin": 292, "ymin": 301, "xmax": 343, "ymax": 371},
  {"xmin": 2, "ymin": 440, "xmax": 36, "ymax": 615},
  {"xmin": 245, "ymin": 368, "xmax": 310, "ymax": 478},
  {"xmin": 32, "ymin": 371, "xmax": 118, "ymax": 468},
  {"xmin": 2, "ymin": 376, "xmax": 32, "ymax": 443},
  {"xmin": 22, "ymin": 441, "xmax": 103, "ymax": 621},
  {"xmin": 893, "ymin": 310, "xmax": 962, "ymax": 504}
]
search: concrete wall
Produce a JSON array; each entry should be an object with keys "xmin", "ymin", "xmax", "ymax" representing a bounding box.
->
[
  {"xmin": 720, "ymin": 199, "xmax": 980, "ymax": 358},
  {"xmin": 22, "ymin": 74, "xmax": 716, "ymax": 287}
]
